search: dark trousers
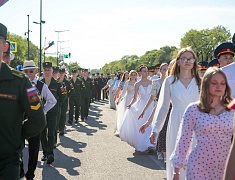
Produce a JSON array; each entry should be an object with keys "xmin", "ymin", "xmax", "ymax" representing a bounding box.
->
[
  {"xmin": 96, "ymin": 88, "xmax": 101, "ymax": 100},
  {"xmin": 41, "ymin": 112, "xmax": 57, "ymax": 157},
  {"xmin": 81, "ymin": 95, "xmax": 90, "ymax": 118},
  {"xmin": 91, "ymin": 89, "xmax": 95, "ymax": 102},
  {"xmin": 21, "ymin": 134, "xmax": 40, "ymax": 179},
  {"xmin": 69, "ymin": 96, "xmax": 80, "ymax": 121},
  {"xmin": 59, "ymin": 100, "xmax": 68, "ymax": 132},
  {"xmin": 0, "ymin": 154, "xmax": 20, "ymax": 180},
  {"xmin": 102, "ymin": 89, "xmax": 107, "ymax": 100}
]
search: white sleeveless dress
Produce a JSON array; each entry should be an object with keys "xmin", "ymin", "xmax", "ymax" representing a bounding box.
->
[{"xmin": 120, "ymin": 84, "xmax": 154, "ymax": 152}]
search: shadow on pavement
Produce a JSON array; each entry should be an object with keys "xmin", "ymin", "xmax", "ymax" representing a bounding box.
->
[
  {"xmin": 59, "ymin": 135, "xmax": 87, "ymax": 153},
  {"xmin": 127, "ymin": 151, "xmax": 165, "ymax": 170}
]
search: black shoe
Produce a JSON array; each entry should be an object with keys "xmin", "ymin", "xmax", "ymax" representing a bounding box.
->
[
  {"xmin": 67, "ymin": 120, "xmax": 72, "ymax": 125},
  {"xmin": 46, "ymin": 155, "xmax": 54, "ymax": 164},
  {"xmin": 41, "ymin": 155, "xmax": 47, "ymax": 161},
  {"xmin": 81, "ymin": 117, "xmax": 84, "ymax": 121},
  {"xmin": 59, "ymin": 131, "xmax": 64, "ymax": 136},
  {"xmin": 75, "ymin": 120, "xmax": 78, "ymax": 123},
  {"xmin": 20, "ymin": 172, "xmax": 25, "ymax": 178}
]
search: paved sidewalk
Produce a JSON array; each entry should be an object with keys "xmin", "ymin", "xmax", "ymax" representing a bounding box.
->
[{"xmin": 22, "ymin": 100, "xmax": 166, "ymax": 180}]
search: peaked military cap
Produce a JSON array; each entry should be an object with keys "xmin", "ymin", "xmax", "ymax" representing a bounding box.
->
[
  {"xmin": 78, "ymin": 67, "xmax": 82, "ymax": 70},
  {"xmin": 155, "ymin": 64, "xmax": 161, "ymax": 69},
  {"xmin": 42, "ymin": 62, "xmax": 52, "ymax": 68},
  {"xmin": 148, "ymin": 66, "xmax": 155, "ymax": 72},
  {"xmin": 208, "ymin": 59, "xmax": 220, "ymax": 67},
  {"xmin": 0, "ymin": 23, "xmax": 7, "ymax": 40},
  {"xmin": 83, "ymin": 69, "xmax": 88, "ymax": 72},
  {"xmin": 52, "ymin": 66, "xmax": 59, "ymax": 72},
  {"xmin": 198, "ymin": 61, "xmax": 208, "ymax": 70},
  {"xmin": 59, "ymin": 68, "xmax": 65, "ymax": 73},
  {"xmin": 214, "ymin": 42, "xmax": 235, "ymax": 58},
  {"xmin": 72, "ymin": 69, "xmax": 77, "ymax": 73},
  {"xmin": 92, "ymin": 73, "xmax": 95, "ymax": 76}
]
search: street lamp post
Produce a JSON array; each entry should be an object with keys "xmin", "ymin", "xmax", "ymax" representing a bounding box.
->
[
  {"xmin": 33, "ymin": 0, "xmax": 45, "ymax": 75},
  {"xmin": 25, "ymin": 15, "xmax": 32, "ymax": 60},
  {"xmin": 54, "ymin": 30, "xmax": 69, "ymax": 66}
]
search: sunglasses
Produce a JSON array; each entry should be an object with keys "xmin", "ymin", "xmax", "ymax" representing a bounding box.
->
[{"xmin": 23, "ymin": 70, "xmax": 34, "ymax": 74}]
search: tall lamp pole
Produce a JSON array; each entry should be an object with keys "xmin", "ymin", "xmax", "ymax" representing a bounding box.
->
[
  {"xmin": 55, "ymin": 30, "xmax": 69, "ymax": 66},
  {"xmin": 33, "ymin": 0, "xmax": 45, "ymax": 75},
  {"xmin": 25, "ymin": 15, "xmax": 31, "ymax": 60}
]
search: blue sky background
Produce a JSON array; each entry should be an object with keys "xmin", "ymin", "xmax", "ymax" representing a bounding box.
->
[{"xmin": 1, "ymin": 0, "xmax": 235, "ymax": 69}]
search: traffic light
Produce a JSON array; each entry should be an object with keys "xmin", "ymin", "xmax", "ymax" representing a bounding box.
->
[{"xmin": 68, "ymin": 52, "xmax": 71, "ymax": 58}]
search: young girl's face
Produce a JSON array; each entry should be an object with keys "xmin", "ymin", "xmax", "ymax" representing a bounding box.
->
[
  {"xmin": 208, "ymin": 73, "xmax": 226, "ymax": 98},
  {"xmin": 125, "ymin": 73, "xmax": 129, "ymax": 80}
]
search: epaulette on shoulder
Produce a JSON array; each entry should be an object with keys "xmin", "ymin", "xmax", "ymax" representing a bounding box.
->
[{"xmin": 11, "ymin": 68, "xmax": 25, "ymax": 78}]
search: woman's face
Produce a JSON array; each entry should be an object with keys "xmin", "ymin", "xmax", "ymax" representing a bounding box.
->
[
  {"xmin": 160, "ymin": 65, "xmax": 168, "ymax": 76},
  {"xmin": 208, "ymin": 73, "xmax": 226, "ymax": 98},
  {"xmin": 141, "ymin": 67, "xmax": 148, "ymax": 77},
  {"xmin": 125, "ymin": 73, "xmax": 129, "ymax": 80},
  {"xmin": 178, "ymin": 52, "xmax": 195, "ymax": 70},
  {"xmin": 130, "ymin": 72, "xmax": 137, "ymax": 80}
]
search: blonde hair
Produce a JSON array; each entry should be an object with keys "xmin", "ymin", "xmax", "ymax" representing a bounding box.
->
[
  {"xmin": 128, "ymin": 70, "xmax": 137, "ymax": 81},
  {"xmin": 198, "ymin": 67, "xmax": 232, "ymax": 113},
  {"xmin": 160, "ymin": 63, "xmax": 168, "ymax": 70},
  {"xmin": 170, "ymin": 47, "xmax": 201, "ymax": 86}
]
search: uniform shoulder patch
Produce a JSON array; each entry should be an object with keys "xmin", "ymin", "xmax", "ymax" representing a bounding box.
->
[{"xmin": 11, "ymin": 69, "xmax": 25, "ymax": 78}]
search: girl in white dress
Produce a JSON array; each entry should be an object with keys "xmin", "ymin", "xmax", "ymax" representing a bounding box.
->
[
  {"xmin": 120, "ymin": 66, "xmax": 155, "ymax": 152},
  {"xmin": 141, "ymin": 47, "xmax": 201, "ymax": 179},
  {"xmin": 171, "ymin": 67, "xmax": 234, "ymax": 180},
  {"xmin": 102, "ymin": 74, "xmax": 116, "ymax": 109},
  {"xmin": 115, "ymin": 70, "xmax": 137, "ymax": 135}
]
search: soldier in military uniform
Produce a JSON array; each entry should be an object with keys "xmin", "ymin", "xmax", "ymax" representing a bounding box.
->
[
  {"xmin": 58, "ymin": 68, "xmax": 74, "ymax": 135},
  {"xmin": 101, "ymin": 73, "xmax": 107, "ymax": 100},
  {"xmin": 68, "ymin": 69, "xmax": 82, "ymax": 124},
  {"xmin": 20, "ymin": 60, "xmax": 57, "ymax": 179},
  {"xmin": 52, "ymin": 66, "xmax": 60, "ymax": 80},
  {"xmin": 81, "ymin": 69, "xmax": 92, "ymax": 121},
  {"xmin": 198, "ymin": 61, "xmax": 208, "ymax": 77},
  {"xmin": 41, "ymin": 62, "xmax": 66, "ymax": 164},
  {"xmin": 95, "ymin": 72, "xmax": 102, "ymax": 101},
  {"xmin": 91, "ymin": 73, "xmax": 96, "ymax": 102},
  {"xmin": 77, "ymin": 67, "xmax": 83, "ymax": 78},
  {"xmin": 214, "ymin": 42, "xmax": 235, "ymax": 68},
  {"xmin": 0, "ymin": 23, "xmax": 46, "ymax": 179}
]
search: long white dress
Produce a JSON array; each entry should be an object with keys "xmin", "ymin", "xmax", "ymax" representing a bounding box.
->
[
  {"xmin": 106, "ymin": 79, "xmax": 115, "ymax": 109},
  {"xmin": 115, "ymin": 81, "xmax": 135, "ymax": 134},
  {"xmin": 152, "ymin": 76, "xmax": 199, "ymax": 180},
  {"xmin": 120, "ymin": 84, "xmax": 154, "ymax": 152}
]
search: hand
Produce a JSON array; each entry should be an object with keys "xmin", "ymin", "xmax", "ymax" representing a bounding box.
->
[
  {"xmin": 139, "ymin": 123, "xmax": 149, "ymax": 134},
  {"xmin": 150, "ymin": 132, "xmax": 158, "ymax": 145},
  {"xmin": 172, "ymin": 174, "xmax": 180, "ymax": 180},
  {"xmin": 138, "ymin": 111, "xmax": 145, "ymax": 120},
  {"xmin": 127, "ymin": 104, "xmax": 131, "ymax": 109}
]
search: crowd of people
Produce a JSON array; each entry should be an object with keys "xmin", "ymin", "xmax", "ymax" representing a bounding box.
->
[{"xmin": 1, "ymin": 21, "xmax": 235, "ymax": 180}]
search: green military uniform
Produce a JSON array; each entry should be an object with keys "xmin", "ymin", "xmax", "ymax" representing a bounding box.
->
[
  {"xmin": 91, "ymin": 75, "xmax": 96, "ymax": 102},
  {"xmin": 69, "ymin": 70, "xmax": 82, "ymax": 124},
  {"xmin": 41, "ymin": 63, "xmax": 66, "ymax": 164},
  {"xmin": 102, "ymin": 75, "xmax": 108, "ymax": 100},
  {"xmin": 0, "ymin": 62, "xmax": 46, "ymax": 179},
  {"xmin": 58, "ymin": 72, "xmax": 74, "ymax": 133},
  {"xmin": 81, "ymin": 70, "xmax": 92, "ymax": 121}
]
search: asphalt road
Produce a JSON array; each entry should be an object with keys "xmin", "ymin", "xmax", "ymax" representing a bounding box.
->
[{"xmin": 22, "ymin": 100, "xmax": 166, "ymax": 180}]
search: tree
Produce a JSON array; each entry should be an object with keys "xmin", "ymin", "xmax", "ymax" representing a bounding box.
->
[
  {"xmin": 7, "ymin": 32, "xmax": 39, "ymax": 68},
  {"xmin": 180, "ymin": 26, "xmax": 231, "ymax": 61},
  {"xmin": 66, "ymin": 62, "xmax": 80, "ymax": 73}
]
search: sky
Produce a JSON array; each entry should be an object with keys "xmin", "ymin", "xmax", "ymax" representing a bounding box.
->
[{"xmin": 1, "ymin": 0, "xmax": 235, "ymax": 69}]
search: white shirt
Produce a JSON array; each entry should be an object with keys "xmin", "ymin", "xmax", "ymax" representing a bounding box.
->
[
  {"xmin": 221, "ymin": 62, "xmax": 235, "ymax": 98},
  {"xmin": 32, "ymin": 78, "xmax": 57, "ymax": 114},
  {"xmin": 148, "ymin": 75, "xmax": 160, "ymax": 80}
]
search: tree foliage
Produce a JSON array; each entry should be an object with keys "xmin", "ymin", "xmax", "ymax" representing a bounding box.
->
[
  {"xmin": 101, "ymin": 45, "xmax": 177, "ymax": 73},
  {"xmin": 180, "ymin": 26, "xmax": 231, "ymax": 62}
]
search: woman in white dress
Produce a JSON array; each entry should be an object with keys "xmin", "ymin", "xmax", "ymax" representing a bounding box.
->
[
  {"xmin": 115, "ymin": 70, "xmax": 138, "ymax": 135},
  {"xmin": 141, "ymin": 47, "xmax": 201, "ymax": 179},
  {"xmin": 102, "ymin": 74, "xmax": 116, "ymax": 109},
  {"xmin": 119, "ymin": 66, "xmax": 155, "ymax": 153}
]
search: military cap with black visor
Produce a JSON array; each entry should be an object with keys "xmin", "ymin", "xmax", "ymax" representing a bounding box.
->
[
  {"xmin": 42, "ymin": 62, "xmax": 52, "ymax": 68},
  {"xmin": 208, "ymin": 58, "xmax": 220, "ymax": 67},
  {"xmin": 214, "ymin": 42, "xmax": 235, "ymax": 67},
  {"xmin": 72, "ymin": 69, "xmax": 77, "ymax": 73},
  {"xmin": 53, "ymin": 66, "xmax": 59, "ymax": 72},
  {"xmin": 0, "ymin": 22, "xmax": 46, "ymax": 179}
]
